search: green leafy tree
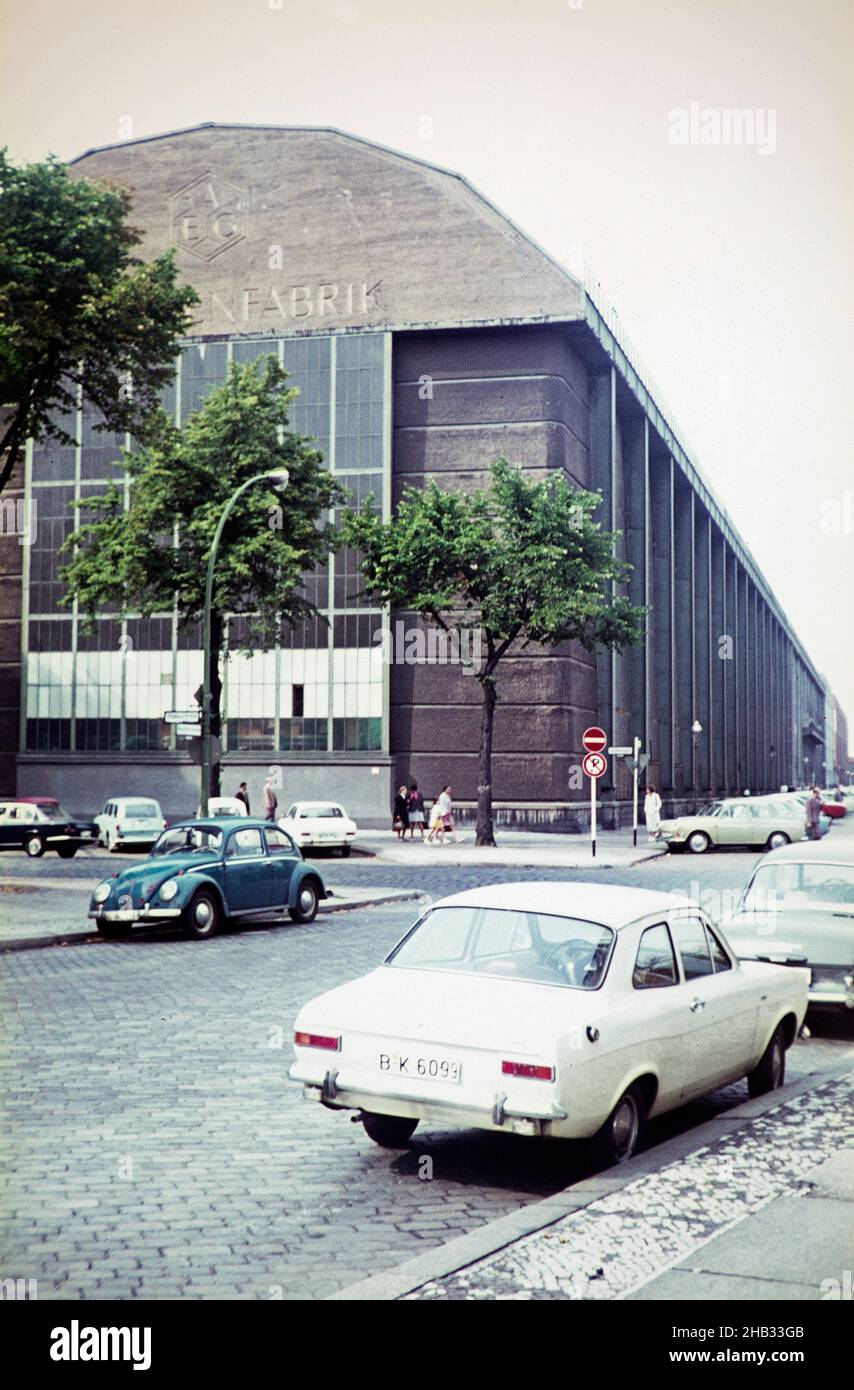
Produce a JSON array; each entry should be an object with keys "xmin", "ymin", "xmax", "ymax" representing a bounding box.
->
[
  {"xmin": 344, "ymin": 459, "xmax": 645, "ymax": 845},
  {"xmin": 0, "ymin": 150, "xmax": 198, "ymax": 495},
  {"xmin": 61, "ymin": 356, "xmax": 342, "ymax": 796}
]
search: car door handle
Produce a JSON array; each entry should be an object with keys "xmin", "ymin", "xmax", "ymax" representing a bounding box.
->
[{"xmin": 689, "ymin": 997, "xmax": 706, "ymax": 1013}]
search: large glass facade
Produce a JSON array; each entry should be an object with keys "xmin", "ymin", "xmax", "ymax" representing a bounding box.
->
[{"xmin": 24, "ymin": 332, "xmax": 389, "ymax": 755}]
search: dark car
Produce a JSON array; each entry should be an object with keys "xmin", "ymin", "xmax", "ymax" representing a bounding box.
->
[
  {"xmin": 89, "ymin": 817, "xmax": 328, "ymax": 940},
  {"xmin": 0, "ymin": 798, "xmax": 99, "ymax": 858}
]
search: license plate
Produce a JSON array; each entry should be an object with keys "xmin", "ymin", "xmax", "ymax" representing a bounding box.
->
[
  {"xmin": 379, "ymin": 1052, "xmax": 462, "ymax": 1084},
  {"xmin": 318, "ymin": 832, "xmax": 338, "ymax": 841}
]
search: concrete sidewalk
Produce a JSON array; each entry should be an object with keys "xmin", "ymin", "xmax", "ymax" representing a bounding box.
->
[
  {"xmin": 328, "ymin": 1057, "xmax": 854, "ymax": 1302},
  {"xmin": 355, "ymin": 826, "xmax": 667, "ymax": 868},
  {"xmin": 0, "ymin": 881, "xmax": 423, "ymax": 952}
]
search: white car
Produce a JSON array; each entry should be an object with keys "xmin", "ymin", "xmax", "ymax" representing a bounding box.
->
[
  {"xmin": 195, "ymin": 796, "xmax": 248, "ymax": 819},
  {"xmin": 279, "ymin": 802, "xmax": 357, "ymax": 857},
  {"xmin": 94, "ymin": 797, "xmax": 166, "ymax": 852},
  {"xmin": 291, "ymin": 882, "xmax": 808, "ymax": 1165}
]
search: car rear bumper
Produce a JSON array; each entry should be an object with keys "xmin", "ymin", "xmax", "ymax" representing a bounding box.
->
[{"xmin": 290, "ymin": 1061, "xmax": 569, "ymax": 1137}]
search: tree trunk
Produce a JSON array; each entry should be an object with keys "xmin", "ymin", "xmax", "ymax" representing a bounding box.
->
[
  {"xmin": 209, "ymin": 609, "xmax": 223, "ymax": 799},
  {"xmin": 476, "ymin": 674, "xmax": 497, "ymax": 846}
]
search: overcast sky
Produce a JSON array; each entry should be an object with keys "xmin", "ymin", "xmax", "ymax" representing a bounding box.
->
[{"xmin": 2, "ymin": 0, "xmax": 852, "ymax": 745}]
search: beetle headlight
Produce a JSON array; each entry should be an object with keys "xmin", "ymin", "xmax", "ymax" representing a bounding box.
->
[
  {"xmin": 93, "ymin": 881, "xmax": 112, "ymax": 903},
  {"xmin": 159, "ymin": 879, "xmax": 179, "ymax": 902}
]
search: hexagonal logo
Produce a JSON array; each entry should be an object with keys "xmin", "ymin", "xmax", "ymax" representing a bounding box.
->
[{"xmin": 170, "ymin": 173, "xmax": 247, "ymax": 262}]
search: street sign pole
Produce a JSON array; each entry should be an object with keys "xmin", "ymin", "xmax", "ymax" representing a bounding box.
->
[
  {"xmin": 632, "ymin": 735, "xmax": 641, "ymax": 848},
  {"xmin": 591, "ymin": 773, "xmax": 597, "ymax": 859}
]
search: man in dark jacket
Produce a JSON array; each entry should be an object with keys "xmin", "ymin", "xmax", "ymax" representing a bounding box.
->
[
  {"xmin": 235, "ymin": 782, "xmax": 250, "ymax": 815},
  {"xmin": 805, "ymin": 787, "xmax": 823, "ymax": 840}
]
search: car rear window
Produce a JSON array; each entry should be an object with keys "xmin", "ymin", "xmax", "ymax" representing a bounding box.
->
[
  {"xmin": 386, "ymin": 906, "xmax": 615, "ymax": 990},
  {"xmin": 300, "ymin": 805, "xmax": 342, "ymax": 818},
  {"xmin": 125, "ymin": 803, "xmax": 159, "ymax": 817}
]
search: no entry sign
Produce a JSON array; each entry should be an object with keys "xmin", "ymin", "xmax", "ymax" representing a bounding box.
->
[
  {"xmin": 582, "ymin": 751, "xmax": 607, "ymax": 779},
  {"xmin": 582, "ymin": 726, "xmax": 607, "ymax": 754}
]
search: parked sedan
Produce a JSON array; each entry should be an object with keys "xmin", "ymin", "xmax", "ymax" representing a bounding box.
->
[
  {"xmin": 660, "ymin": 796, "xmax": 805, "ymax": 854},
  {"xmin": 94, "ymin": 797, "xmax": 166, "ymax": 851},
  {"xmin": 0, "ymin": 798, "xmax": 98, "ymax": 858},
  {"xmin": 194, "ymin": 796, "xmax": 248, "ymax": 819},
  {"xmin": 89, "ymin": 817, "xmax": 327, "ymax": 940},
  {"xmin": 279, "ymin": 802, "xmax": 358, "ymax": 856},
  {"xmin": 290, "ymin": 882, "xmax": 808, "ymax": 1165},
  {"xmin": 721, "ymin": 840, "xmax": 854, "ymax": 1012}
]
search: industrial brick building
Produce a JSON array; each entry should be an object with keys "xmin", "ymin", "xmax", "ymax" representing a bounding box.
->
[{"xmin": 1, "ymin": 124, "xmax": 843, "ymax": 822}]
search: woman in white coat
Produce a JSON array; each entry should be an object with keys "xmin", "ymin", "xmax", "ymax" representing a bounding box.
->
[{"xmin": 644, "ymin": 785, "xmax": 662, "ymax": 841}]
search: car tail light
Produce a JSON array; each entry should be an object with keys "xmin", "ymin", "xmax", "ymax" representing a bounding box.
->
[
  {"xmin": 502, "ymin": 1060, "xmax": 555, "ymax": 1081},
  {"xmin": 295, "ymin": 1031, "xmax": 340, "ymax": 1051}
]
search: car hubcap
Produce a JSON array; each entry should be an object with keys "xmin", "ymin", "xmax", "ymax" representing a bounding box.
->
[
  {"xmin": 689, "ymin": 835, "xmax": 705, "ymax": 853},
  {"xmin": 194, "ymin": 900, "xmax": 212, "ymax": 928},
  {"xmin": 300, "ymin": 889, "xmax": 315, "ymax": 914},
  {"xmin": 26, "ymin": 840, "xmax": 40, "ymax": 856},
  {"xmin": 612, "ymin": 1096, "xmax": 638, "ymax": 1160}
]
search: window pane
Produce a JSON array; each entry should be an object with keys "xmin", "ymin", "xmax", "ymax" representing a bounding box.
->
[
  {"xmin": 633, "ymin": 923, "xmax": 678, "ymax": 989},
  {"xmin": 673, "ymin": 916, "xmax": 714, "ymax": 979}
]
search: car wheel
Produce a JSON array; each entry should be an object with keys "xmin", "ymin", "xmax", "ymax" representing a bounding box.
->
[
  {"xmin": 289, "ymin": 880, "xmax": 319, "ymax": 924},
  {"xmin": 747, "ymin": 1025, "xmax": 786, "ymax": 1098},
  {"xmin": 56, "ymin": 845, "xmax": 78, "ymax": 859},
  {"xmin": 362, "ymin": 1112, "xmax": 419, "ymax": 1147},
  {"xmin": 588, "ymin": 1084, "xmax": 644, "ymax": 1168},
  {"xmin": 96, "ymin": 921, "xmax": 132, "ymax": 939},
  {"xmin": 686, "ymin": 831, "xmax": 710, "ymax": 854},
  {"xmin": 184, "ymin": 889, "xmax": 221, "ymax": 940},
  {"xmin": 766, "ymin": 831, "xmax": 790, "ymax": 851},
  {"xmin": 341, "ymin": 844, "xmax": 351, "ymax": 858},
  {"xmin": 24, "ymin": 836, "xmax": 45, "ymax": 858}
]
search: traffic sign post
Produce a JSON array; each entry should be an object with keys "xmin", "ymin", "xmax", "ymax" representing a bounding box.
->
[
  {"xmin": 582, "ymin": 726, "xmax": 607, "ymax": 755},
  {"xmin": 631, "ymin": 735, "xmax": 641, "ymax": 847},
  {"xmin": 164, "ymin": 710, "xmax": 201, "ymax": 725},
  {"xmin": 582, "ymin": 749, "xmax": 607, "ymax": 858}
]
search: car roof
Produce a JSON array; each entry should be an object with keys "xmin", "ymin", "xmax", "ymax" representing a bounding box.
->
[
  {"xmin": 17, "ymin": 796, "xmax": 59, "ymax": 805},
  {"xmin": 429, "ymin": 881, "xmax": 694, "ymax": 928},
  {"xmin": 290, "ymin": 801, "xmax": 343, "ymax": 810},
  {"xmin": 171, "ymin": 816, "xmax": 273, "ymax": 831},
  {"xmin": 755, "ymin": 839, "xmax": 854, "ymax": 866}
]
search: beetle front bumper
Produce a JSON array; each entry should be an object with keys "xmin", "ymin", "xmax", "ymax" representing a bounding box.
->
[{"xmin": 89, "ymin": 906, "xmax": 182, "ymax": 923}]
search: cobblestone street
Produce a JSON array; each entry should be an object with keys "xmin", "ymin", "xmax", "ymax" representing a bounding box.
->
[{"xmin": 1, "ymin": 850, "xmax": 852, "ymax": 1300}]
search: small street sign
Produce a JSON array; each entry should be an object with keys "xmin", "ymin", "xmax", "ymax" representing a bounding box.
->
[
  {"xmin": 164, "ymin": 710, "xmax": 201, "ymax": 725},
  {"xmin": 582, "ymin": 726, "xmax": 607, "ymax": 754},
  {"xmin": 175, "ymin": 723, "xmax": 201, "ymax": 738},
  {"xmin": 608, "ymin": 746, "xmax": 633, "ymax": 756},
  {"xmin": 582, "ymin": 751, "xmax": 608, "ymax": 779}
]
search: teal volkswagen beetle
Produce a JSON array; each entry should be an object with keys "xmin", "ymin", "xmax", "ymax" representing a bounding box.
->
[{"xmin": 88, "ymin": 817, "xmax": 327, "ymax": 940}]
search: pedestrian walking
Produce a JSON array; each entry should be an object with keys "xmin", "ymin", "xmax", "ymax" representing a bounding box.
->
[
  {"xmin": 436, "ymin": 784, "xmax": 464, "ymax": 845},
  {"xmin": 235, "ymin": 782, "xmax": 250, "ymax": 815},
  {"xmin": 805, "ymin": 786, "xmax": 823, "ymax": 840},
  {"xmin": 407, "ymin": 783, "xmax": 426, "ymax": 839},
  {"xmin": 263, "ymin": 775, "xmax": 279, "ymax": 822},
  {"xmin": 393, "ymin": 785, "xmax": 409, "ymax": 839},
  {"xmin": 644, "ymin": 785, "xmax": 662, "ymax": 840},
  {"xmin": 426, "ymin": 791, "xmax": 446, "ymax": 844}
]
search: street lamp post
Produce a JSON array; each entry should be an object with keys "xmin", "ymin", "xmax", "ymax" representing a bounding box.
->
[
  {"xmin": 690, "ymin": 720, "xmax": 703, "ymax": 813},
  {"xmin": 200, "ymin": 469, "xmax": 289, "ymax": 817}
]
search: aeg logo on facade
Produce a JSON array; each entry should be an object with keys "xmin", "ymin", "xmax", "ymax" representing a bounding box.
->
[{"xmin": 170, "ymin": 173, "xmax": 247, "ymax": 261}]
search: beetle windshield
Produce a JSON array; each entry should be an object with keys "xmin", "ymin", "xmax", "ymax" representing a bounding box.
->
[
  {"xmin": 386, "ymin": 906, "xmax": 615, "ymax": 989},
  {"xmin": 152, "ymin": 826, "xmax": 222, "ymax": 856}
]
